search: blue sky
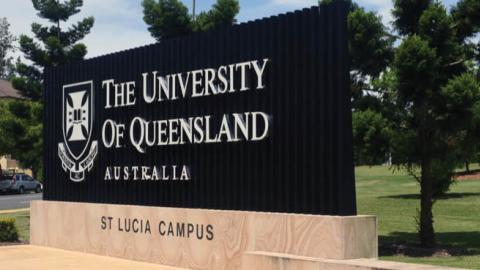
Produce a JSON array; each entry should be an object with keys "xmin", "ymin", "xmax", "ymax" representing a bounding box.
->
[{"xmin": 1, "ymin": 0, "xmax": 463, "ymax": 58}]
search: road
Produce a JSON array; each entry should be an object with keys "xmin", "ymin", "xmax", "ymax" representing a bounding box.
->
[{"xmin": 0, "ymin": 193, "xmax": 42, "ymax": 210}]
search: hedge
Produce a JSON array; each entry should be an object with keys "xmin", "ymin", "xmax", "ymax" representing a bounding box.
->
[{"xmin": 0, "ymin": 218, "xmax": 19, "ymax": 242}]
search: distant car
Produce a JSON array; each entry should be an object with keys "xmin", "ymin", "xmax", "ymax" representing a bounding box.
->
[{"xmin": 0, "ymin": 173, "xmax": 43, "ymax": 194}]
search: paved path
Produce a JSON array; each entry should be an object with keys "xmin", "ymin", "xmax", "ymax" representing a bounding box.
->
[
  {"xmin": 0, "ymin": 245, "xmax": 184, "ymax": 270},
  {"xmin": 0, "ymin": 193, "xmax": 42, "ymax": 210}
]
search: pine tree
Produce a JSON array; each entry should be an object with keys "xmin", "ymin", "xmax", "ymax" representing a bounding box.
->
[
  {"xmin": 0, "ymin": 0, "xmax": 94, "ymax": 179},
  {"xmin": 13, "ymin": 0, "xmax": 94, "ymax": 100},
  {"xmin": 389, "ymin": 0, "xmax": 480, "ymax": 247},
  {"xmin": 326, "ymin": 0, "xmax": 479, "ymax": 247}
]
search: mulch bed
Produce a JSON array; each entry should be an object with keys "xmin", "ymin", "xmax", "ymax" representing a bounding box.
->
[
  {"xmin": 380, "ymin": 242, "xmax": 474, "ymax": 257},
  {"xmin": 454, "ymin": 170, "xmax": 480, "ymax": 181},
  {"xmin": 0, "ymin": 240, "xmax": 28, "ymax": 246}
]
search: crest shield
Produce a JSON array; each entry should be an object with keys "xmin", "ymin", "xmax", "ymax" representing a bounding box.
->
[{"xmin": 58, "ymin": 81, "xmax": 98, "ymax": 182}]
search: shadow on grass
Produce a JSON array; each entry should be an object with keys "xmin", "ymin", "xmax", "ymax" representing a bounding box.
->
[
  {"xmin": 454, "ymin": 169, "xmax": 480, "ymax": 176},
  {"xmin": 380, "ymin": 192, "xmax": 480, "ymax": 200},
  {"xmin": 380, "ymin": 231, "xmax": 480, "ymax": 257}
]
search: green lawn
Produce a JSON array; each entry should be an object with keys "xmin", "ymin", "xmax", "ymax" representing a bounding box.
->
[
  {"xmin": 0, "ymin": 211, "xmax": 30, "ymax": 242},
  {"xmin": 356, "ymin": 166, "xmax": 480, "ymax": 269}
]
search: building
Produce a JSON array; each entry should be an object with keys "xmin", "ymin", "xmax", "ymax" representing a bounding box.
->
[
  {"xmin": 0, "ymin": 79, "xmax": 23, "ymax": 99},
  {"xmin": 0, "ymin": 155, "xmax": 32, "ymax": 176}
]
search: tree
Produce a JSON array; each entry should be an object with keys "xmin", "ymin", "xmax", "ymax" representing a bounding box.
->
[
  {"xmin": 443, "ymin": 74, "xmax": 480, "ymax": 173},
  {"xmin": 0, "ymin": 17, "xmax": 16, "ymax": 79},
  {"xmin": 12, "ymin": 0, "xmax": 94, "ymax": 101},
  {"xmin": 142, "ymin": 0, "xmax": 239, "ymax": 41},
  {"xmin": 451, "ymin": 0, "xmax": 480, "ymax": 171},
  {"xmin": 142, "ymin": 0, "xmax": 191, "ymax": 40},
  {"xmin": 0, "ymin": 101, "xmax": 43, "ymax": 178},
  {"xmin": 0, "ymin": 100, "xmax": 14, "ymax": 153},
  {"xmin": 352, "ymin": 109, "xmax": 391, "ymax": 165},
  {"xmin": 451, "ymin": 0, "xmax": 480, "ymax": 41},
  {"xmin": 0, "ymin": 0, "xmax": 94, "ymax": 179},
  {"xmin": 193, "ymin": 0, "xmax": 239, "ymax": 32},
  {"xmin": 347, "ymin": 3, "xmax": 395, "ymax": 104},
  {"xmin": 388, "ymin": 0, "xmax": 480, "ymax": 247},
  {"xmin": 325, "ymin": 0, "xmax": 479, "ymax": 248}
]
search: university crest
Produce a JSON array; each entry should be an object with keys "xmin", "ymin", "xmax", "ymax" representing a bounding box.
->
[{"xmin": 58, "ymin": 81, "xmax": 98, "ymax": 182}]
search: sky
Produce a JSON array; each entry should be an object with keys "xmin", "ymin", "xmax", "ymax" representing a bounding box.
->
[{"xmin": 0, "ymin": 0, "xmax": 462, "ymax": 59}]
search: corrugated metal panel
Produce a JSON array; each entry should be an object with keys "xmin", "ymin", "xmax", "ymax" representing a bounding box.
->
[{"xmin": 43, "ymin": 2, "xmax": 356, "ymax": 215}]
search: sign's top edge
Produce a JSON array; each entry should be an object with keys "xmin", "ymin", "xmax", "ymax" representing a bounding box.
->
[
  {"xmin": 86, "ymin": 4, "xmax": 319, "ymax": 60},
  {"xmin": 45, "ymin": 4, "xmax": 334, "ymax": 74}
]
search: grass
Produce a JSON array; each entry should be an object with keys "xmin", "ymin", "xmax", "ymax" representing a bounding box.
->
[
  {"xmin": 356, "ymin": 165, "xmax": 480, "ymax": 269},
  {"xmin": 0, "ymin": 210, "xmax": 30, "ymax": 242}
]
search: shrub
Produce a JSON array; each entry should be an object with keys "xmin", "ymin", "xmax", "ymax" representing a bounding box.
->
[{"xmin": 0, "ymin": 218, "xmax": 19, "ymax": 242}]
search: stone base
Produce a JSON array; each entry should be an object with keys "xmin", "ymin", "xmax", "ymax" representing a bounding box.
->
[{"xmin": 30, "ymin": 201, "xmax": 377, "ymax": 270}]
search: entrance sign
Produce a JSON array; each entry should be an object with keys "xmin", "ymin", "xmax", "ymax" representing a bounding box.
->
[
  {"xmin": 34, "ymin": 3, "xmax": 379, "ymax": 270},
  {"xmin": 43, "ymin": 3, "xmax": 355, "ymax": 216}
]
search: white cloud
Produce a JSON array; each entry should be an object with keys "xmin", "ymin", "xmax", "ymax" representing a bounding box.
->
[
  {"xmin": 378, "ymin": 6, "xmax": 394, "ymax": 26},
  {"xmin": 71, "ymin": 0, "xmax": 155, "ymax": 57},
  {"xmin": 358, "ymin": 0, "xmax": 391, "ymax": 6},
  {"xmin": 357, "ymin": 0, "xmax": 394, "ymax": 26}
]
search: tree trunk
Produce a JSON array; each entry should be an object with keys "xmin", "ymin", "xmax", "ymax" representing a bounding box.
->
[
  {"xmin": 465, "ymin": 161, "xmax": 470, "ymax": 173},
  {"xmin": 419, "ymin": 157, "xmax": 435, "ymax": 247}
]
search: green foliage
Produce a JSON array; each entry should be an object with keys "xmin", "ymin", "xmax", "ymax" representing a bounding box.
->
[
  {"xmin": 32, "ymin": 0, "xmax": 83, "ymax": 22},
  {"xmin": 0, "ymin": 211, "xmax": 30, "ymax": 241},
  {"xmin": 334, "ymin": 1, "xmax": 395, "ymax": 165},
  {"xmin": 440, "ymin": 74, "xmax": 480, "ymax": 177},
  {"xmin": 347, "ymin": 3, "xmax": 394, "ymax": 104},
  {"xmin": 348, "ymin": 8, "xmax": 394, "ymax": 78},
  {"xmin": 142, "ymin": 0, "xmax": 191, "ymax": 40},
  {"xmin": 0, "ymin": 17, "xmax": 16, "ymax": 79},
  {"xmin": 451, "ymin": 0, "xmax": 480, "ymax": 41},
  {"xmin": 194, "ymin": 0, "xmax": 239, "ymax": 32},
  {"xmin": 0, "ymin": 218, "xmax": 19, "ymax": 242},
  {"xmin": 0, "ymin": 100, "xmax": 43, "ymax": 178},
  {"xmin": 418, "ymin": 3, "xmax": 458, "ymax": 59},
  {"xmin": 142, "ymin": 0, "xmax": 239, "ymax": 41},
  {"xmin": 352, "ymin": 109, "xmax": 391, "ymax": 165},
  {"xmin": 392, "ymin": 0, "xmax": 432, "ymax": 35},
  {"xmin": 430, "ymin": 158, "xmax": 456, "ymax": 198},
  {"xmin": 0, "ymin": 100, "xmax": 15, "ymax": 153},
  {"xmin": 440, "ymin": 73, "xmax": 480, "ymax": 124},
  {"xmin": 394, "ymin": 35, "xmax": 439, "ymax": 104}
]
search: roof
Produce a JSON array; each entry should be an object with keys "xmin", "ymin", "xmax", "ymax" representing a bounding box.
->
[{"xmin": 0, "ymin": 80, "xmax": 24, "ymax": 99}]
